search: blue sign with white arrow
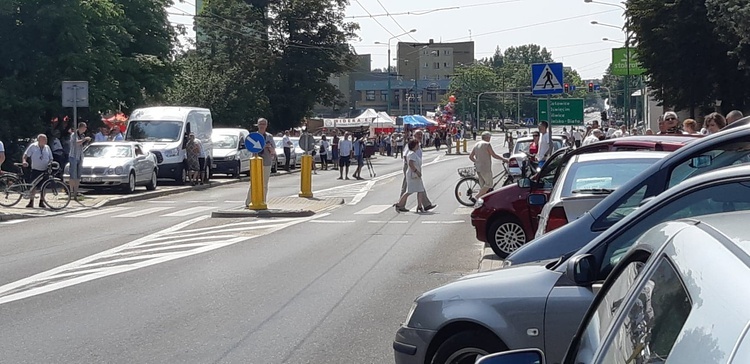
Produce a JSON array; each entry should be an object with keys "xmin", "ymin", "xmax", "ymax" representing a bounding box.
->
[
  {"xmin": 245, "ymin": 132, "xmax": 265, "ymax": 154},
  {"xmin": 531, "ymin": 62, "xmax": 564, "ymax": 96}
]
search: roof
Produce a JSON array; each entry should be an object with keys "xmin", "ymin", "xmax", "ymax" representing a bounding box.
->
[
  {"xmin": 130, "ymin": 106, "xmax": 209, "ymax": 121},
  {"xmin": 213, "ymin": 128, "xmax": 248, "ymax": 133},
  {"xmin": 89, "ymin": 141, "xmax": 139, "ymax": 146},
  {"xmin": 693, "ymin": 210, "xmax": 750, "ymax": 258},
  {"xmin": 573, "ymin": 150, "xmax": 671, "ymax": 163}
]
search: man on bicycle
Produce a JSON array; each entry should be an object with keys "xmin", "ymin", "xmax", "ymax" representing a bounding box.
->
[
  {"xmin": 22, "ymin": 134, "xmax": 53, "ymax": 208},
  {"xmin": 469, "ymin": 131, "xmax": 508, "ymax": 199}
]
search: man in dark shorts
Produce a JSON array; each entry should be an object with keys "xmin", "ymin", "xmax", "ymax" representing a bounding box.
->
[
  {"xmin": 352, "ymin": 134, "xmax": 365, "ymax": 180},
  {"xmin": 337, "ymin": 132, "xmax": 353, "ymax": 180},
  {"xmin": 22, "ymin": 134, "xmax": 54, "ymax": 208}
]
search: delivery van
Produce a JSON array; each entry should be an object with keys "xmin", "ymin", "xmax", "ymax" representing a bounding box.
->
[{"xmin": 126, "ymin": 107, "xmax": 213, "ymax": 183}]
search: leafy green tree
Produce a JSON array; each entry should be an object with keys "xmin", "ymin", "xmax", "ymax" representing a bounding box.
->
[{"xmin": 447, "ymin": 64, "xmax": 500, "ymax": 122}]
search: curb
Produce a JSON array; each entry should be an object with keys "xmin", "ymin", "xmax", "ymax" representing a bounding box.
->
[{"xmin": 211, "ymin": 209, "xmax": 315, "ymax": 218}]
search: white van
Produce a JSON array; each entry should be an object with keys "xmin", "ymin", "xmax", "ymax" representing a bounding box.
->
[
  {"xmin": 126, "ymin": 107, "xmax": 213, "ymax": 183},
  {"xmin": 211, "ymin": 128, "xmax": 251, "ymax": 178}
]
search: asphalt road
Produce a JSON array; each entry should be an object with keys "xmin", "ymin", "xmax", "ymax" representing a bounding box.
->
[{"xmin": 0, "ymin": 137, "xmax": 512, "ymax": 364}]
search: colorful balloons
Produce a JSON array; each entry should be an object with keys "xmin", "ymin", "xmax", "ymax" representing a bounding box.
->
[{"xmin": 449, "ymin": 95, "xmax": 456, "ymax": 102}]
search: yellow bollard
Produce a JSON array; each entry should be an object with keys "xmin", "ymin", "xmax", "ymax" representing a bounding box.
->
[
  {"xmin": 463, "ymin": 138, "xmax": 468, "ymax": 153},
  {"xmin": 454, "ymin": 139, "xmax": 460, "ymax": 154},
  {"xmin": 299, "ymin": 154, "xmax": 313, "ymax": 198},
  {"xmin": 248, "ymin": 156, "xmax": 267, "ymax": 210}
]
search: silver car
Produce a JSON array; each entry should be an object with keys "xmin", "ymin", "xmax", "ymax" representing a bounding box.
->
[
  {"xmin": 393, "ymin": 164, "xmax": 750, "ymax": 364},
  {"xmin": 506, "ymin": 136, "xmax": 565, "ymax": 177},
  {"xmin": 65, "ymin": 142, "xmax": 158, "ymax": 193},
  {"xmin": 534, "ymin": 151, "xmax": 670, "ymax": 239},
  {"xmin": 486, "ymin": 209, "xmax": 750, "ymax": 364}
]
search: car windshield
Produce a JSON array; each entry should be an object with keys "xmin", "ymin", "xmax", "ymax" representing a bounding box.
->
[
  {"xmin": 126, "ymin": 120, "xmax": 183, "ymax": 142},
  {"xmin": 562, "ymin": 158, "xmax": 664, "ymax": 197},
  {"xmin": 514, "ymin": 139, "xmax": 564, "ymax": 154},
  {"xmin": 83, "ymin": 145, "xmax": 133, "ymax": 158},
  {"xmin": 212, "ymin": 134, "xmax": 239, "ymax": 150}
]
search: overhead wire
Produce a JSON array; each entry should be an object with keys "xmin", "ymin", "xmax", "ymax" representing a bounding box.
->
[
  {"xmin": 375, "ymin": 0, "xmax": 419, "ymax": 42},
  {"xmin": 345, "ymin": 0, "xmax": 521, "ymax": 19},
  {"xmin": 353, "ymin": 0, "xmax": 398, "ymax": 39}
]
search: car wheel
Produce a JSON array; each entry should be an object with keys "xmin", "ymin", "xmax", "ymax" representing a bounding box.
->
[
  {"xmin": 122, "ymin": 172, "xmax": 136, "ymax": 194},
  {"xmin": 204, "ymin": 163, "xmax": 211, "ymax": 183},
  {"xmin": 145, "ymin": 170, "xmax": 157, "ymax": 191},
  {"xmin": 174, "ymin": 166, "xmax": 187, "ymax": 185},
  {"xmin": 271, "ymin": 157, "xmax": 278, "ymax": 173},
  {"xmin": 431, "ymin": 330, "xmax": 506, "ymax": 364},
  {"xmin": 232, "ymin": 161, "xmax": 241, "ymax": 178},
  {"xmin": 488, "ymin": 216, "xmax": 527, "ymax": 258}
]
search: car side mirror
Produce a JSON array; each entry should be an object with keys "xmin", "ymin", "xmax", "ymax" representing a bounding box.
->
[
  {"xmin": 527, "ymin": 193, "xmax": 547, "ymax": 206},
  {"xmin": 517, "ymin": 178, "xmax": 532, "ymax": 189},
  {"xmin": 689, "ymin": 155, "xmax": 713, "ymax": 168},
  {"xmin": 566, "ymin": 254, "xmax": 597, "ymax": 286},
  {"xmin": 502, "ymin": 152, "xmax": 510, "ymax": 159},
  {"xmin": 476, "ymin": 349, "xmax": 545, "ymax": 364}
]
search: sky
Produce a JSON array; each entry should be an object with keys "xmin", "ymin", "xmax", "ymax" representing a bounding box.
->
[{"xmin": 168, "ymin": 0, "xmax": 628, "ymax": 80}]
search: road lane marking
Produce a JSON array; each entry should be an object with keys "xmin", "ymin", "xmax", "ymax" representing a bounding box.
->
[
  {"xmin": 422, "ymin": 220, "xmax": 466, "ymax": 224},
  {"xmin": 0, "ymin": 219, "xmax": 28, "ymax": 225},
  {"xmin": 161, "ymin": 206, "xmax": 217, "ymax": 217},
  {"xmin": 367, "ymin": 220, "xmax": 409, "ymax": 224},
  {"xmin": 354, "ymin": 204, "xmax": 392, "ymax": 215},
  {"xmin": 0, "ymin": 214, "xmax": 327, "ymax": 306},
  {"xmin": 315, "ymin": 220, "xmax": 355, "ymax": 224},
  {"xmin": 112, "ymin": 207, "xmax": 173, "ymax": 218},
  {"xmin": 66, "ymin": 207, "xmax": 129, "ymax": 218},
  {"xmin": 453, "ymin": 207, "xmax": 475, "ymax": 215},
  {"xmin": 147, "ymin": 201, "xmax": 176, "ymax": 204}
]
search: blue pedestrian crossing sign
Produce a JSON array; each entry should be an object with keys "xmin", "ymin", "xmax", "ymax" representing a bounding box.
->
[
  {"xmin": 245, "ymin": 132, "xmax": 265, "ymax": 154},
  {"xmin": 531, "ymin": 63, "xmax": 564, "ymax": 96}
]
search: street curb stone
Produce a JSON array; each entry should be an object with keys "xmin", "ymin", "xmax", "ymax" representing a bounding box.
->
[{"xmin": 211, "ymin": 197, "xmax": 345, "ymax": 219}]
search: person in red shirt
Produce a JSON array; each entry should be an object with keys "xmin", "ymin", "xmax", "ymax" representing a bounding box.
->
[{"xmin": 529, "ymin": 131, "xmax": 540, "ymax": 156}]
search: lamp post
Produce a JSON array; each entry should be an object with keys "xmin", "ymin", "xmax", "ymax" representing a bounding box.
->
[
  {"xmin": 591, "ymin": 20, "xmax": 634, "ymax": 129},
  {"xmin": 375, "ymin": 29, "xmax": 417, "ymax": 116}
]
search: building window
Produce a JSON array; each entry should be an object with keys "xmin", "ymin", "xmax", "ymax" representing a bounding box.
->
[
  {"xmin": 422, "ymin": 75, "xmax": 429, "ymax": 80},
  {"xmin": 424, "ymin": 62, "xmax": 429, "ymax": 68},
  {"xmin": 444, "ymin": 62, "xmax": 451, "ymax": 68},
  {"xmin": 443, "ymin": 50, "xmax": 451, "ymax": 56},
  {"xmin": 427, "ymin": 91, "xmax": 437, "ymax": 102},
  {"xmin": 366, "ymin": 90, "xmax": 375, "ymax": 101},
  {"xmin": 433, "ymin": 62, "xmax": 440, "ymax": 69},
  {"xmin": 380, "ymin": 90, "xmax": 388, "ymax": 101}
]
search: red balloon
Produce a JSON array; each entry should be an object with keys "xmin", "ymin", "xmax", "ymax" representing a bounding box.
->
[{"xmin": 449, "ymin": 95, "xmax": 456, "ymax": 102}]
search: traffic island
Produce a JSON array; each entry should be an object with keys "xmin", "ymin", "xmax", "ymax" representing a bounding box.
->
[{"xmin": 211, "ymin": 196, "xmax": 344, "ymax": 219}]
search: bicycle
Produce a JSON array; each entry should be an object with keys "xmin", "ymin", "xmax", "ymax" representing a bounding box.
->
[
  {"xmin": 454, "ymin": 162, "xmax": 514, "ymax": 207},
  {"xmin": 0, "ymin": 162, "xmax": 71, "ymax": 210}
]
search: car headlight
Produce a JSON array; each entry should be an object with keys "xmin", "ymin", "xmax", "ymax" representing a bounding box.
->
[
  {"xmin": 115, "ymin": 166, "xmax": 124, "ymax": 175},
  {"xmin": 164, "ymin": 147, "xmax": 180, "ymax": 157},
  {"xmin": 475, "ymin": 198, "xmax": 484, "ymax": 209},
  {"xmin": 403, "ymin": 302, "xmax": 418, "ymax": 327}
]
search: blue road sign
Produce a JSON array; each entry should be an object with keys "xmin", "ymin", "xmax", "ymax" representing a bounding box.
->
[
  {"xmin": 570, "ymin": 85, "xmax": 577, "ymax": 91},
  {"xmin": 245, "ymin": 132, "xmax": 265, "ymax": 154},
  {"xmin": 594, "ymin": 84, "xmax": 601, "ymax": 91},
  {"xmin": 531, "ymin": 63, "xmax": 564, "ymax": 96}
]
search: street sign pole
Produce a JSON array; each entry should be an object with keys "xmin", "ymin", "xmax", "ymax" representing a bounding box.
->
[
  {"xmin": 73, "ymin": 87, "xmax": 78, "ymax": 130},
  {"xmin": 546, "ymin": 94, "xmax": 552, "ymax": 159}
]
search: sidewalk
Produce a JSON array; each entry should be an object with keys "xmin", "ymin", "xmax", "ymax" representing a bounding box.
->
[
  {"xmin": 0, "ymin": 169, "xmax": 299, "ymax": 222},
  {"xmin": 478, "ymin": 246, "xmax": 504, "ymax": 272}
]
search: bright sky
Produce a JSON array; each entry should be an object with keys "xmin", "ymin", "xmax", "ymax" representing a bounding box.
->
[{"xmin": 168, "ymin": 0, "xmax": 627, "ymax": 80}]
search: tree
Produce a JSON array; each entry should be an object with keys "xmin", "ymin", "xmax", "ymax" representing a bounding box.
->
[{"xmin": 447, "ymin": 64, "xmax": 500, "ymax": 122}]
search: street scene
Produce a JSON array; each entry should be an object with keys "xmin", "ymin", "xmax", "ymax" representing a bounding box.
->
[{"xmin": 2, "ymin": 1, "xmax": 750, "ymax": 364}]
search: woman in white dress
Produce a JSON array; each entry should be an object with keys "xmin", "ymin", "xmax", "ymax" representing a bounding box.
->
[{"xmin": 394, "ymin": 140, "xmax": 427, "ymax": 212}]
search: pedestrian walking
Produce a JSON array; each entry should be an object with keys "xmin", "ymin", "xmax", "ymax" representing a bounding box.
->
[
  {"xmin": 337, "ymin": 132, "xmax": 353, "ymax": 180},
  {"xmin": 394, "ymin": 140, "xmax": 430, "ymax": 213},
  {"xmin": 572, "ymin": 128, "xmax": 583, "ymax": 148},
  {"xmin": 399, "ymin": 130, "xmax": 436, "ymax": 211},
  {"xmin": 395, "ymin": 133, "xmax": 404, "ymax": 158},
  {"xmin": 319, "ymin": 135, "xmax": 329, "ymax": 170},
  {"xmin": 282, "ymin": 130, "xmax": 293, "ymax": 172},
  {"xmin": 186, "ymin": 133, "xmax": 201, "ymax": 185},
  {"xmin": 22, "ymin": 134, "xmax": 54, "ymax": 208},
  {"xmin": 68, "ymin": 122, "xmax": 91, "ymax": 201},
  {"xmin": 469, "ymin": 131, "xmax": 507, "ymax": 199},
  {"xmin": 434, "ymin": 131, "xmax": 442, "ymax": 151}
]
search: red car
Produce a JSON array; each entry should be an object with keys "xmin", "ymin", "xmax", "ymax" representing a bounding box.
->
[{"xmin": 470, "ymin": 135, "xmax": 700, "ymax": 258}]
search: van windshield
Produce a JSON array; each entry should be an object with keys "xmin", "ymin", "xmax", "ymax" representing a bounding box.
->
[{"xmin": 126, "ymin": 120, "xmax": 183, "ymax": 142}]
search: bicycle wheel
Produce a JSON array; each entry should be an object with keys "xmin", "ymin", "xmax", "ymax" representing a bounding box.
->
[
  {"xmin": 41, "ymin": 179, "xmax": 70, "ymax": 210},
  {"xmin": 0, "ymin": 175, "xmax": 24, "ymax": 207},
  {"xmin": 455, "ymin": 177, "xmax": 481, "ymax": 207}
]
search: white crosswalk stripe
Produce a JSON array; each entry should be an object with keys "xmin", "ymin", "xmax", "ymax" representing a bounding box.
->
[
  {"xmin": 453, "ymin": 207, "xmax": 474, "ymax": 215},
  {"xmin": 112, "ymin": 207, "xmax": 173, "ymax": 218},
  {"xmin": 66, "ymin": 207, "xmax": 129, "ymax": 218},
  {"xmin": 354, "ymin": 204, "xmax": 392, "ymax": 215},
  {"xmin": 161, "ymin": 206, "xmax": 217, "ymax": 217}
]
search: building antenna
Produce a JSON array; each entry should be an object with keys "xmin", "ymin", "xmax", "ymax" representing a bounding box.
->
[{"xmin": 469, "ymin": 29, "xmax": 472, "ymax": 41}]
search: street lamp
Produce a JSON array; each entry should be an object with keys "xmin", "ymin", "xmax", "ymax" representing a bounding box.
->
[
  {"xmin": 375, "ymin": 29, "xmax": 417, "ymax": 116},
  {"xmin": 583, "ymin": 0, "xmax": 626, "ymax": 11},
  {"xmin": 602, "ymin": 37, "xmax": 625, "ymax": 43},
  {"xmin": 592, "ymin": 20, "xmax": 634, "ymax": 129}
]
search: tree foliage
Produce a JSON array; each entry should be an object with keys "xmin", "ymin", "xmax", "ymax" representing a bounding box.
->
[{"xmin": 627, "ymin": 0, "xmax": 750, "ymax": 113}]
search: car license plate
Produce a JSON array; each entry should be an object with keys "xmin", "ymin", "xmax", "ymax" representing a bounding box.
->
[
  {"xmin": 82, "ymin": 177, "xmax": 102, "ymax": 183},
  {"xmin": 211, "ymin": 164, "xmax": 217, "ymax": 168}
]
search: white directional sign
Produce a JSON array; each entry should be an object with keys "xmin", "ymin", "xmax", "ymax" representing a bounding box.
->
[{"xmin": 62, "ymin": 81, "xmax": 89, "ymax": 108}]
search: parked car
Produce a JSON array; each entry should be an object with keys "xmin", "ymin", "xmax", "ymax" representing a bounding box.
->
[
  {"xmin": 64, "ymin": 142, "xmax": 158, "ymax": 193},
  {"xmin": 484, "ymin": 209, "xmax": 750, "ymax": 364},
  {"xmin": 393, "ymin": 164, "xmax": 750, "ymax": 364},
  {"xmin": 274, "ymin": 139, "xmax": 297, "ymax": 171},
  {"xmin": 211, "ymin": 128, "xmax": 250, "ymax": 178},
  {"xmin": 506, "ymin": 135, "xmax": 565, "ymax": 177},
  {"xmin": 505, "ymin": 122, "xmax": 750, "ymax": 267},
  {"xmin": 471, "ymin": 135, "xmax": 697, "ymax": 258},
  {"xmin": 126, "ymin": 106, "xmax": 213, "ymax": 183},
  {"xmin": 533, "ymin": 151, "xmax": 670, "ymax": 238}
]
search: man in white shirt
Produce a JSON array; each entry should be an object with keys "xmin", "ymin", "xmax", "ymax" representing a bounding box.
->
[
  {"xmin": 281, "ymin": 130, "xmax": 293, "ymax": 172},
  {"xmin": 612, "ymin": 125, "xmax": 628, "ymax": 138},
  {"xmin": 337, "ymin": 132, "xmax": 353, "ymax": 180},
  {"xmin": 582, "ymin": 129, "xmax": 602, "ymax": 146},
  {"xmin": 22, "ymin": 134, "xmax": 54, "ymax": 208},
  {"xmin": 572, "ymin": 128, "xmax": 583, "ymax": 148},
  {"xmin": 537, "ymin": 121, "xmax": 552, "ymax": 167}
]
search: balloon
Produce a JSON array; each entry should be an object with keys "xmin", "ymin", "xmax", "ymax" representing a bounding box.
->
[{"xmin": 449, "ymin": 95, "xmax": 456, "ymax": 102}]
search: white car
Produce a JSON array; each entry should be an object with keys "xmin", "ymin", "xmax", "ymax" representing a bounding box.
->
[
  {"xmin": 506, "ymin": 135, "xmax": 566, "ymax": 177},
  {"xmin": 275, "ymin": 139, "xmax": 298, "ymax": 170},
  {"xmin": 64, "ymin": 142, "xmax": 159, "ymax": 193},
  {"xmin": 211, "ymin": 128, "xmax": 251, "ymax": 178},
  {"xmin": 533, "ymin": 150, "xmax": 670, "ymax": 239}
]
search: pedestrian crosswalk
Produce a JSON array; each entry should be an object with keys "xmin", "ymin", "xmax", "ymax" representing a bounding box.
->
[{"xmin": 64, "ymin": 205, "xmax": 220, "ymax": 219}]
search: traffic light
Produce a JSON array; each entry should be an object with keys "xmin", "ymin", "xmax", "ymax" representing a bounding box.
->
[
  {"xmin": 588, "ymin": 83, "xmax": 594, "ymax": 92},
  {"xmin": 564, "ymin": 83, "xmax": 570, "ymax": 93}
]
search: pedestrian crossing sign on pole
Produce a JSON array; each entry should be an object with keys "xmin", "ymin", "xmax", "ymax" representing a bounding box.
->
[{"xmin": 531, "ymin": 63, "xmax": 564, "ymax": 96}]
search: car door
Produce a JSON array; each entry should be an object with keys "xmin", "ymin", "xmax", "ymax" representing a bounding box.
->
[
  {"xmin": 133, "ymin": 144, "xmax": 148, "ymax": 182},
  {"xmin": 238, "ymin": 132, "xmax": 250, "ymax": 173},
  {"xmin": 527, "ymin": 148, "xmax": 569, "ymax": 230}
]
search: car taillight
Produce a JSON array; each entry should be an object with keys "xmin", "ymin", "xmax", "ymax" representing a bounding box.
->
[
  {"xmin": 545, "ymin": 206, "xmax": 568, "ymax": 233},
  {"xmin": 509, "ymin": 158, "xmax": 519, "ymax": 168}
]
